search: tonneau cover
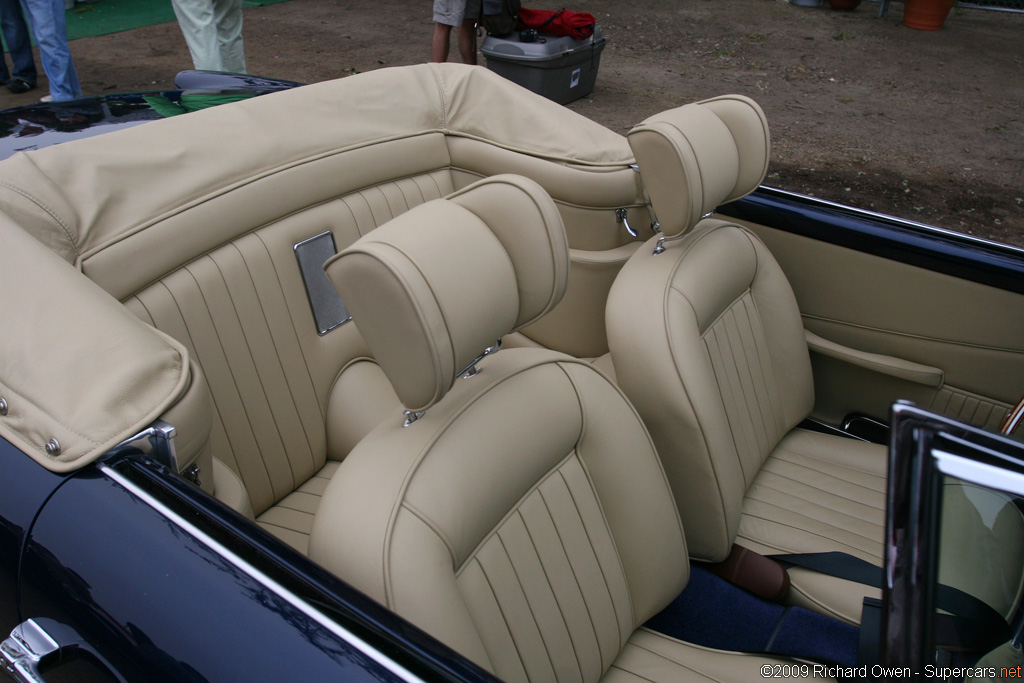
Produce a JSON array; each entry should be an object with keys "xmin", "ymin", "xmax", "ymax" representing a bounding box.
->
[
  {"xmin": 0, "ymin": 63, "xmax": 633, "ymax": 267},
  {"xmin": 0, "ymin": 215, "xmax": 189, "ymax": 471}
]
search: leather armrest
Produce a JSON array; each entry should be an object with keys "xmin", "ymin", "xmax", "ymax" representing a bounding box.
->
[{"xmin": 805, "ymin": 329, "xmax": 944, "ymax": 388}]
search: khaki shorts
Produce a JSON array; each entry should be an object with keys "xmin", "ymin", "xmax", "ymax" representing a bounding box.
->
[{"xmin": 433, "ymin": 0, "xmax": 481, "ymax": 26}]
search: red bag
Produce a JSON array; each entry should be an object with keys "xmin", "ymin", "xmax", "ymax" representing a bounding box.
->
[{"xmin": 517, "ymin": 8, "xmax": 596, "ymax": 40}]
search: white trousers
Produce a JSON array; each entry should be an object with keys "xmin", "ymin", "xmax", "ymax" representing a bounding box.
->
[{"xmin": 171, "ymin": 0, "xmax": 246, "ymax": 73}]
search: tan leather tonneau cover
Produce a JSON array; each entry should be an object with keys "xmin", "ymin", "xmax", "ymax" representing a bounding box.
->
[
  {"xmin": 0, "ymin": 216, "xmax": 189, "ymax": 472},
  {"xmin": 0, "ymin": 63, "xmax": 633, "ymax": 267}
]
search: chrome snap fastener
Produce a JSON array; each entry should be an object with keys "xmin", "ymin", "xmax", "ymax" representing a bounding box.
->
[
  {"xmin": 45, "ymin": 438, "xmax": 61, "ymax": 456},
  {"xmin": 0, "ymin": 397, "xmax": 7, "ymax": 416}
]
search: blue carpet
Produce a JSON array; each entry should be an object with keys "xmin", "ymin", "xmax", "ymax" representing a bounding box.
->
[{"xmin": 646, "ymin": 565, "xmax": 859, "ymax": 666}]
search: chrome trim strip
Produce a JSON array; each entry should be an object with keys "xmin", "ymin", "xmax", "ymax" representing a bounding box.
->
[
  {"xmin": 756, "ymin": 185, "xmax": 1024, "ymax": 256},
  {"xmin": 99, "ymin": 464, "xmax": 425, "ymax": 683},
  {"xmin": 934, "ymin": 448, "xmax": 1024, "ymax": 496}
]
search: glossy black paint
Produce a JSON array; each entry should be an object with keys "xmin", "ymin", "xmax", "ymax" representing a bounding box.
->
[
  {"xmin": 14, "ymin": 453, "xmax": 497, "ymax": 682},
  {"xmin": 720, "ymin": 187, "xmax": 1024, "ymax": 295},
  {"xmin": 114, "ymin": 456, "xmax": 500, "ymax": 683},
  {"xmin": 171, "ymin": 70, "xmax": 304, "ymax": 91},
  {"xmin": 0, "ymin": 437, "xmax": 67, "ymax": 636},
  {"xmin": 0, "ymin": 70, "xmax": 300, "ymax": 161},
  {"xmin": 18, "ymin": 460, "xmax": 400, "ymax": 681}
]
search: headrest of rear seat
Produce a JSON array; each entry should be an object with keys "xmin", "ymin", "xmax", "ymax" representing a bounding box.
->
[
  {"xmin": 628, "ymin": 95, "xmax": 770, "ymax": 239},
  {"xmin": 324, "ymin": 175, "xmax": 569, "ymax": 414}
]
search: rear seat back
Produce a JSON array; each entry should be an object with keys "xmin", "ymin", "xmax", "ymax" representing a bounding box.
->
[{"xmin": 0, "ymin": 64, "xmax": 645, "ymax": 552}]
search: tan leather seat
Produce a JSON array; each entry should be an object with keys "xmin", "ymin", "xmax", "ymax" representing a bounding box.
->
[
  {"xmin": 605, "ymin": 96, "xmax": 889, "ymax": 624},
  {"xmin": 0, "ymin": 64, "xmax": 650, "ymax": 553},
  {"xmin": 309, "ymin": 175, "xmax": 826, "ymax": 682},
  {"xmin": 607, "ymin": 96, "xmax": 1024, "ymax": 630}
]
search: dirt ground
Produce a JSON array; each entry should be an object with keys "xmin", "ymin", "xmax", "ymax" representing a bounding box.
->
[{"xmin": 1, "ymin": 0, "xmax": 1021, "ymax": 246}]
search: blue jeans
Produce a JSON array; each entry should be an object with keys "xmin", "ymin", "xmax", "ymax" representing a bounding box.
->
[
  {"xmin": 0, "ymin": 0, "xmax": 36, "ymax": 85},
  {"xmin": 19, "ymin": 0, "xmax": 80, "ymax": 100}
]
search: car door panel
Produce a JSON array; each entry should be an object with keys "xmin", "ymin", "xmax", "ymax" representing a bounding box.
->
[
  {"xmin": 14, "ymin": 459, "xmax": 415, "ymax": 683},
  {"xmin": 0, "ymin": 437, "xmax": 66, "ymax": 638},
  {"xmin": 721, "ymin": 194, "xmax": 1024, "ymax": 431}
]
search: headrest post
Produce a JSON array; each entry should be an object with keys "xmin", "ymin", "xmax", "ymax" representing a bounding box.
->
[
  {"xmin": 652, "ymin": 211, "xmax": 713, "ymax": 255},
  {"xmin": 325, "ymin": 176, "xmax": 568, "ymax": 414},
  {"xmin": 460, "ymin": 338, "xmax": 503, "ymax": 379}
]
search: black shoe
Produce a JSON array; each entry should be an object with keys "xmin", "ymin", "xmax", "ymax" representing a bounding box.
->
[{"xmin": 6, "ymin": 79, "xmax": 35, "ymax": 94}]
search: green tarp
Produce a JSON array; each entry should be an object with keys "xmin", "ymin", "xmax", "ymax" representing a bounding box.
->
[{"xmin": 65, "ymin": 0, "xmax": 290, "ymax": 41}]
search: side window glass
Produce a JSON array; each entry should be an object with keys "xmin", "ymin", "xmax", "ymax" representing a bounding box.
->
[
  {"xmin": 932, "ymin": 476, "xmax": 1024, "ymax": 676},
  {"xmin": 883, "ymin": 402, "xmax": 1024, "ymax": 676}
]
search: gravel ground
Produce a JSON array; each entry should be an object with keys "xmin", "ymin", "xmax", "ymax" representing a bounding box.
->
[{"xmin": 1, "ymin": 0, "xmax": 1021, "ymax": 246}]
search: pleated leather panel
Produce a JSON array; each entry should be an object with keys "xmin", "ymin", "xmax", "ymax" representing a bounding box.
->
[
  {"xmin": 702, "ymin": 291, "xmax": 788, "ymax": 489},
  {"xmin": 931, "ymin": 386, "xmax": 1010, "ymax": 433},
  {"xmin": 124, "ymin": 172, "xmax": 453, "ymax": 516},
  {"xmin": 606, "ymin": 628, "xmax": 782, "ymax": 683},
  {"xmin": 456, "ymin": 453, "xmax": 634, "ymax": 683},
  {"xmin": 256, "ymin": 461, "xmax": 340, "ymax": 555},
  {"xmin": 735, "ymin": 429, "xmax": 887, "ymax": 624},
  {"xmin": 738, "ymin": 428, "xmax": 887, "ymax": 563},
  {"xmin": 336, "ymin": 172, "xmax": 454, "ymax": 238},
  {"xmin": 126, "ymin": 239, "xmax": 327, "ymax": 515}
]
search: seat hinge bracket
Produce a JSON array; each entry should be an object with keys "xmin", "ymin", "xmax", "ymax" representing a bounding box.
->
[{"xmin": 108, "ymin": 420, "xmax": 179, "ymax": 472}]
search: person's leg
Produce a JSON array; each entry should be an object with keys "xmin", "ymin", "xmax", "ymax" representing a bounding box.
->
[
  {"xmin": 431, "ymin": 0, "xmax": 463, "ymax": 62},
  {"xmin": 20, "ymin": 0, "xmax": 80, "ymax": 100},
  {"xmin": 458, "ymin": 0, "xmax": 480, "ymax": 65},
  {"xmin": 170, "ymin": 0, "xmax": 219, "ymax": 70},
  {"xmin": 431, "ymin": 22, "xmax": 452, "ymax": 62},
  {"xmin": 211, "ymin": 0, "xmax": 245, "ymax": 73},
  {"xmin": 0, "ymin": 0, "xmax": 37, "ymax": 85},
  {"xmin": 456, "ymin": 19, "xmax": 476, "ymax": 65}
]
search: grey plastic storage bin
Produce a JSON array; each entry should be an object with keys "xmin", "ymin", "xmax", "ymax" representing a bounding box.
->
[{"xmin": 481, "ymin": 27, "xmax": 606, "ymax": 105}]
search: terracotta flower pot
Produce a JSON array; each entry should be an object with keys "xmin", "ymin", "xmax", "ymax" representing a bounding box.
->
[
  {"xmin": 828, "ymin": 0, "xmax": 862, "ymax": 9},
  {"xmin": 903, "ymin": 0, "xmax": 954, "ymax": 30}
]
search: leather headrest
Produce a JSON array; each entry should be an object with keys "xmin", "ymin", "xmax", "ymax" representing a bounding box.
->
[
  {"xmin": 628, "ymin": 95, "xmax": 770, "ymax": 238},
  {"xmin": 324, "ymin": 175, "xmax": 569, "ymax": 413}
]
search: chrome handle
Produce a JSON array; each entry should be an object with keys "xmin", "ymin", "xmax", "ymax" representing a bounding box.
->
[
  {"xmin": 616, "ymin": 208, "xmax": 638, "ymax": 237},
  {"xmin": 2, "ymin": 619, "xmax": 55, "ymax": 683},
  {"xmin": 2, "ymin": 618, "xmax": 126, "ymax": 683}
]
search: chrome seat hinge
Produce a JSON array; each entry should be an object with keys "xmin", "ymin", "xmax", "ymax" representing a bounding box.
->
[
  {"xmin": 182, "ymin": 463, "xmax": 202, "ymax": 488},
  {"xmin": 109, "ymin": 420, "xmax": 180, "ymax": 472}
]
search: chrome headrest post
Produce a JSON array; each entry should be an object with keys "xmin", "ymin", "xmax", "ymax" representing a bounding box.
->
[
  {"xmin": 460, "ymin": 338, "xmax": 503, "ymax": 379},
  {"xmin": 403, "ymin": 410, "xmax": 425, "ymax": 427},
  {"xmin": 653, "ymin": 233, "xmax": 685, "ymax": 255},
  {"xmin": 653, "ymin": 211, "xmax": 713, "ymax": 255}
]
